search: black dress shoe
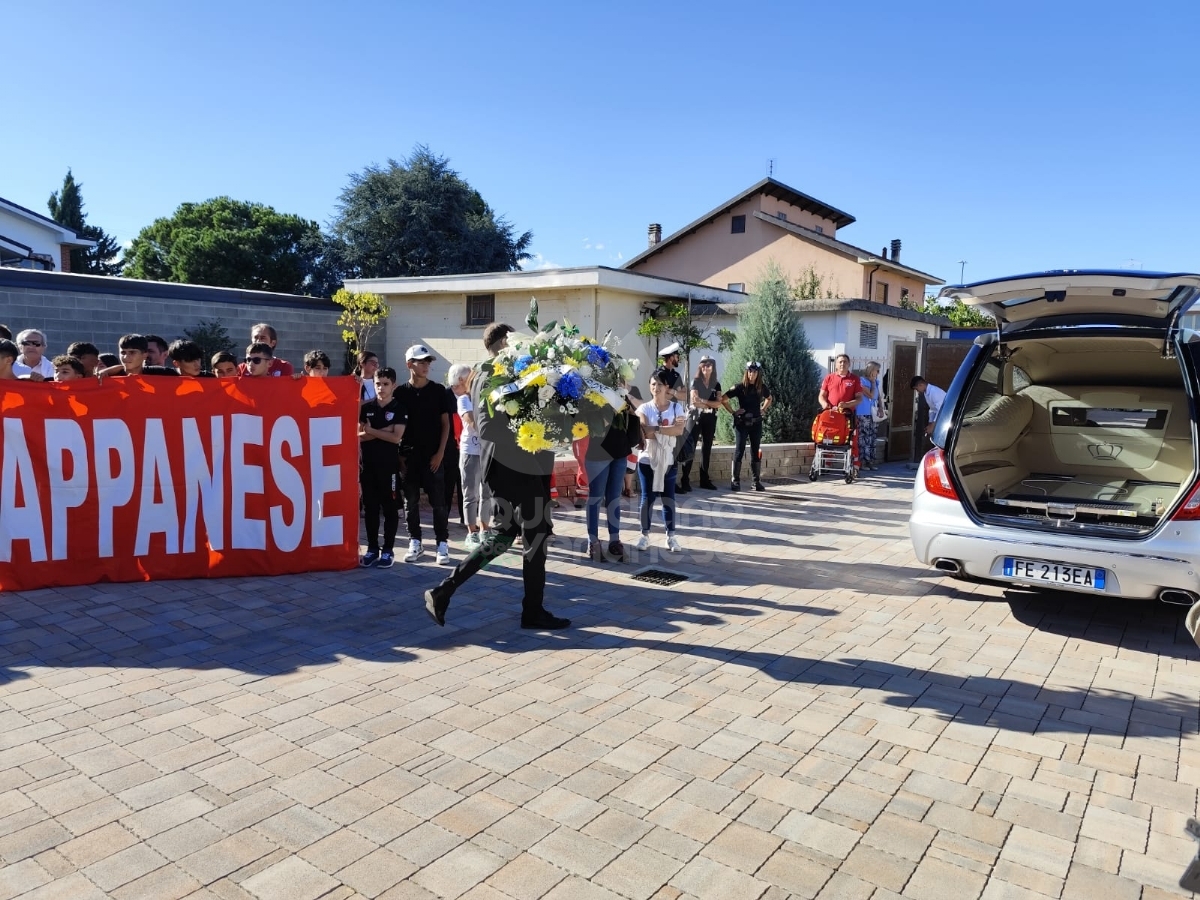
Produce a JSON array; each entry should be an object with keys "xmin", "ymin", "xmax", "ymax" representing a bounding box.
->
[
  {"xmin": 754, "ymin": 481, "xmax": 765, "ymax": 492},
  {"xmin": 520, "ymin": 610, "xmax": 571, "ymax": 630},
  {"xmin": 424, "ymin": 582, "xmax": 453, "ymax": 626},
  {"xmin": 730, "ymin": 480, "xmax": 741, "ymax": 492},
  {"xmin": 699, "ymin": 480, "xmax": 717, "ymax": 490},
  {"xmin": 677, "ymin": 482, "xmax": 691, "ymax": 494}
]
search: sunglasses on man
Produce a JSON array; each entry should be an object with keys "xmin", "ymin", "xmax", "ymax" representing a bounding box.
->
[
  {"xmin": 245, "ymin": 356, "xmax": 269, "ymax": 366},
  {"xmin": 20, "ymin": 340, "xmax": 42, "ymax": 347}
]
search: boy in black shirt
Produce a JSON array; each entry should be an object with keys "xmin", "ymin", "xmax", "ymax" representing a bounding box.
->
[
  {"xmin": 359, "ymin": 366, "xmax": 406, "ymax": 567},
  {"xmin": 397, "ymin": 344, "xmax": 452, "ymax": 565}
]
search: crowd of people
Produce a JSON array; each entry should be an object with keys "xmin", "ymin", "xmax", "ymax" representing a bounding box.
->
[{"xmin": 1, "ymin": 316, "xmax": 919, "ymax": 630}]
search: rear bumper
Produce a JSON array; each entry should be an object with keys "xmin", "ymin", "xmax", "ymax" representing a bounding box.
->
[{"xmin": 910, "ymin": 491, "xmax": 1200, "ymax": 600}]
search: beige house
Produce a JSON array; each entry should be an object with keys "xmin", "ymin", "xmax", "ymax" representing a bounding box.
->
[
  {"xmin": 624, "ymin": 177, "xmax": 943, "ymax": 304},
  {"xmin": 345, "ymin": 267, "xmax": 747, "ymax": 383}
]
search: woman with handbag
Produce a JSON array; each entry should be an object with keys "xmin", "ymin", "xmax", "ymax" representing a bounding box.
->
[
  {"xmin": 723, "ymin": 361, "xmax": 773, "ymax": 492},
  {"xmin": 856, "ymin": 361, "xmax": 883, "ymax": 470},
  {"xmin": 583, "ymin": 392, "xmax": 642, "ymax": 563},
  {"xmin": 635, "ymin": 368, "xmax": 687, "ymax": 552}
]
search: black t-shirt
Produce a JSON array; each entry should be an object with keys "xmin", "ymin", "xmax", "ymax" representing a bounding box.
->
[
  {"xmin": 360, "ymin": 397, "xmax": 406, "ymax": 471},
  {"xmin": 726, "ymin": 382, "xmax": 771, "ymax": 424},
  {"xmin": 396, "ymin": 380, "xmax": 450, "ymax": 457},
  {"xmin": 691, "ymin": 376, "xmax": 722, "ymax": 411},
  {"xmin": 660, "ymin": 366, "xmax": 683, "ymax": 393},
  {"xmin": 120, "ymin": 366, "xmax": 179, "ymax": 377}
]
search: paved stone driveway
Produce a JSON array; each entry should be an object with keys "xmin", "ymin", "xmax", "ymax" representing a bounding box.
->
[{"xmin": 1, "ymin": 464, "xmax": 1198, "ymax": 900}]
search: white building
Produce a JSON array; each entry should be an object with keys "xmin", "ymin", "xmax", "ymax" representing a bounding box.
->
[{"xmin": 0, "ymin": 196, "xmax": 96, "ymax": 272}]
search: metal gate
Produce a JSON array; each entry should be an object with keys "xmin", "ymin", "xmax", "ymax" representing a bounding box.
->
[
  {"xmin": 886, "ymin": 341, "xmax": 917, "ymax": 461},
  {"xmin": 911, "ymin": 338, "xmax": 976, "ymax": 460}
]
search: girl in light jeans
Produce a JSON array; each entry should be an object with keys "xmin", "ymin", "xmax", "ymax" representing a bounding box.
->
[{"xmin": 449, "ymin": 364, "xmax": 492, "ymax": 547}]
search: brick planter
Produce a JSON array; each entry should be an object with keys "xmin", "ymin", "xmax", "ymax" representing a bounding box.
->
[{"xmin": 552, "ymin": 442, "xmax": 818, "ymax": 498}]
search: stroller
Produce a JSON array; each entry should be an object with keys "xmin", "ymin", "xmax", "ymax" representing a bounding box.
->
[{"xmin": 809, "ymin": 409, "xmax": 859, "ymax": 483}]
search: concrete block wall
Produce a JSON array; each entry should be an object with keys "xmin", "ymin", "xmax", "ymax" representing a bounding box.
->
[{"xmin": 0, "ymin": 269, "xmax": 344, "ymax": 370}]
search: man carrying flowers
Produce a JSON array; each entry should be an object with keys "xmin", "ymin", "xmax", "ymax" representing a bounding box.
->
[{"xmin": 424, "ymin": 302, "xmax": 635, "ymax": 630}]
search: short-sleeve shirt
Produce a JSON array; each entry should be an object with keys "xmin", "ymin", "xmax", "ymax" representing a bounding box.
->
[
  {"xmin": 237, "ymin": 358, "xmax": 294, "ymax": 377},
  {"xmin": 856, "ymin": 377, "xmax": 877, "ymax": 416},
  {"xmin": 821, "ymin": 372, "xmax": 861, "ymax": 408},
  {"xmin": 360, "ymin": 397, "xmax": 406, "ymax": 471},
  {"xmin": 636, "ymin": 400, "xmax": 686, "ymax": 465},
  {"xmin": 726, "ymin": 382, "xmax": 771, "ymax": 424},
  {"xmin": 457, "ymin": 394, "xmax": 481, "ymax": 456},
  {"xmin": 691, "ymin": 376, "xmax": 722, "ymax": 413},
  {"xmin": 13, "ymin": 357, "xmax": 54, "ymax": 379},
  {"xmin": 660, "ymin": 366, "xmax": 683, "ymax": 394},
  {"xmin": 396, "ymin": 380, "xmax": 450, "ymax": 458}
]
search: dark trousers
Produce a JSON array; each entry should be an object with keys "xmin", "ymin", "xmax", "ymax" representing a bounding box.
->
[
  {"xmin": 404, "ymin": 456, "xmax": 450, "ymax": 543},
  {"xmin": 443, "ymin": 443, "xmax": 464, "ymax": 524},
  {"xmin": 438, "ymin": 481, "xmax": 551, "ymax": 614},
  {"xmin": 733, "ymin": 421, "xmax": 762, "ymax": 483},
  {"xmin": 682, "ymin": 413, "xmax": 717, "ymax": 485},
  {"xmin": 361, "ymin": 466, "xmax": 400, "ymax": 554}
]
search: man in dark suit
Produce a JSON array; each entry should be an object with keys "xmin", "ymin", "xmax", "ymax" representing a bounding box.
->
[{"xmin": 423, "ymin": 325, "xmax": 570, "ymax": 631}]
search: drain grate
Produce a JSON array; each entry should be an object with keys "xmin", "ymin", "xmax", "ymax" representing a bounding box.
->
[{"xmin": 630, "ymin": 567, "xmax": 690, "ymax": 586}]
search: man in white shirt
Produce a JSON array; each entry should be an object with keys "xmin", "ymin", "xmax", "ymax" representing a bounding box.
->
[{"xmin": 910, "ymin": 376, "xmax": 947, "ymax": 435}]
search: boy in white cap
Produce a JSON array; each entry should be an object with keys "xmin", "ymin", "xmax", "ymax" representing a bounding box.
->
[{"xmin": 397, "ymin": 344, "xmax": 453, "ymax": 566}]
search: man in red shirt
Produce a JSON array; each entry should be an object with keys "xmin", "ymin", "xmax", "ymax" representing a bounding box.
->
[
  {"xmin": 819, "ymin": 354, "xmax": 863, "ymax": 416},
  {"xmin": 237, "ymin": 322, "xmax": 294, "ymax": 377}
]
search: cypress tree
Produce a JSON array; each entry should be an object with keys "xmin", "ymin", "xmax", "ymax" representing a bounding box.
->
[
  {"xmin": 48, "ymin": 170, "xmax": 123, "ymax": 275},
  {"xmin": 718, "ymin": 261, "xmax": 823, "ymax": 443}
]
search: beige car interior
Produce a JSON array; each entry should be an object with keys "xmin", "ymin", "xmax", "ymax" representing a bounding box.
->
[{"xmin": 952, "ymin": 337, "xmax": 1193, "ymax": 524}]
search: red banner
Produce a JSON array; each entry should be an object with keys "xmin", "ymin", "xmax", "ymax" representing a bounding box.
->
[{"xmin": 0, "ymin": 375, "xmax": 360, "ymax": 591}]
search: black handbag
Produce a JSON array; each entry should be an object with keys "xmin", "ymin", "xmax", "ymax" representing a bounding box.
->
[{"xmin": 675, "ymin": 408, "xmax": 700, "ymax": 463}]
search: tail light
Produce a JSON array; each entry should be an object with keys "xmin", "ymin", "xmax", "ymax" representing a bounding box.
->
[
  {"xmin": 1173, "ymin": 483, "xmax": 1200, "ymax": 520},
  {"xmin": 922, "ymin": 448, "xmax": 959, "ymax": 500}
]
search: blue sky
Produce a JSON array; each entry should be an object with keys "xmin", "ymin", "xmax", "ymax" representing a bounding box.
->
[{"xmin": 6, "ymin": 0, "xmax": 1200, "ymax": 288}]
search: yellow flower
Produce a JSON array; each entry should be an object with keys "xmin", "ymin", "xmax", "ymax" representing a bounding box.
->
[
  {"xmin": 572, "ymin": 421, "xmax": 589, "ymax": 440},
  {"xmin": 492, "ymin": 361, "xmax": 506, "ymax": 375},
  {"xmin": 585, "ymin": 391, "xmax": 606, "ymax": 406},
  {"xmin": 527, "ymin": 373, "xmax": 547, "ymax": 387},
  {"xmin": 517, "ymin": 421, "xmax": 553, "ymax": 453}
]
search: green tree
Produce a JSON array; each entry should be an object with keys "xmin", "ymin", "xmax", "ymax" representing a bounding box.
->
[
  {"xmin": 901, "ymin": 294, "xmax": 994, "ymax": 328},
  {"xmin": 331, "ymin": 146, "xmax": 532, "ymax": 278},
  {"xmin": 182, "ymin": 319, "xmax": 234, "ymax": 367},
  {"xmin": 124, "ymin": 197, "xmax": 331, "ymax": 294},
  {"xmin": 718, "ymin": 261, "xmax": 823, "ymax": 444},
  {"xmin": 332, "ymin": 288, "xmax": 389, "ymax": 353},
  {"xmin": 47, "ymin": 169, "xmax": 123, "ymax": 275},
  {"xmin": 636, "ymin": 299, "xmax": 714, "ymax": 383}
]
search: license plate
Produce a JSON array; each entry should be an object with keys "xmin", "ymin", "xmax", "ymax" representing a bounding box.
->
[{"xmin": 1003, "ymin": 558, "xmax": 1106, "ymax": 590}]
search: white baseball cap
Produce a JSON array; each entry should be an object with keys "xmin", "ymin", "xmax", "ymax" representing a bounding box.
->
[{"xmin": 405, "ymin": 344, "xmax": 435, "ymax": 362}]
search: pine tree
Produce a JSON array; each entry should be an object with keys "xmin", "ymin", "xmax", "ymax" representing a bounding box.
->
[
  {"xmin": 47, "ymin": 170, "xmax": 123, "ymax": 275},
  {"xmin": 718, "ymin": 261, "xmax": 823, "ymax": 443}
]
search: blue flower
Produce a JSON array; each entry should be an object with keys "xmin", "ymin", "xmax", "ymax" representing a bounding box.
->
[
  {"xmin": 556, "ymin": 371, "xmax": 585, "ymax": 401},
  {"xmin": 587, "ymin": 346, "xmax": 610, "ymax": 367},
  {"xmin": 514, "ymin": 355, "xmax": 534, "ymax": 374}
]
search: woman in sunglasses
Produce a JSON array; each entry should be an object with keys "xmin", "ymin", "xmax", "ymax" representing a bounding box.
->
[
  {"xmin": 13, "ymin": 329, "xmax": 54, "ymax": 381},
  {"xmin": 723, "ymin": 361, "xmax": 773, "ymax": 492}
]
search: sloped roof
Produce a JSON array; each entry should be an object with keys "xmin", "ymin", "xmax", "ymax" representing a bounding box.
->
[
  {"xmin": 685, "ymin": 296, "xmax": 952, "ymax": 327},
  {"xmin": 0, "ymin": 197, "xmax": 96, "ymax": 248},
  {"xmin": 623, "ymin": 177, "xmax": 856, "ymax": 269},
  {"xmin": 754, "ymin": 212, "xmax": 944, "ymax": 285}
]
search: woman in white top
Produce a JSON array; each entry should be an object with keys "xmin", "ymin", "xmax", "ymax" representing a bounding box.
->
[
  {"xmin": 635, "ymin": 367, "xmax": 687, "ymax": 552},
  {"xmin": 13, "ymin": 329, "xmax": 54, "ymax": 380},
  {"xmin": 448, "ymin": 363, "xmax": 491, "ymax": 548}
]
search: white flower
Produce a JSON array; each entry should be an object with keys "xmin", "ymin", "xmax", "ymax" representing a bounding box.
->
[
  {"xmin": 546, "ymin": 369, "xmax": 561, "ymax": 386},
  {"xmin": 559, "ymin": 405, "xmax": 566, "ymax": 413},
  {"xmin": 538, "ymin": 384, "xmax": 555, "ymax": 404},
  {"xmin": 504, "ymin": 400, "xmax": 520, "ymax": 416},
  {"xmin": 578, "ymin": 364, "xmax": 593, "ymax": 378},
  {"xmin": 618, "ymin": 361, "xmax": 635, "ymax": 381}
]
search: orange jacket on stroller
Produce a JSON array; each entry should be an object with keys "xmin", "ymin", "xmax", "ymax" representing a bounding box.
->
[{"xmin": 811, "ymin": 408, "xmax": 853, "ymax": 444}]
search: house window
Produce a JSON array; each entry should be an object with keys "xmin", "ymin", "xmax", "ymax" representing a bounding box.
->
[
  {"xmin": 466, "ymin": 293, "xmax": 495, "ymax": 326},
  {"xmin": 900, "ymin": 287, "xmax": 910, "ymax": 302},
  {"xmin": 874, "ymin": 281, "xmax": 889, "ymax": 304},
  {"xmin": 776, "ymin": 211, "xmax": 788, "ymax": 222},
  {"xmin": 815, "ymin": 225, "xmax": 824, "ymax": 234},
  {"xmin": 859, "ymin": 321, "xmax": 878, "ymax": 349},
  {"xmin": 727, "ymin": 283, "xmax": 745, "ymax": 293},
  {"xmin": 731, "ymin": 215, "xmax": 746, "ymax": 234}
]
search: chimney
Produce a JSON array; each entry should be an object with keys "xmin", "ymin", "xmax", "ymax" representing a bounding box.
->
[
  {"xmin": 890, "ymin": 239, "xmax": 901, "ymax": 262},
  {"xmin": 881, "ymin": 246, "xmax": 888, "ymax": 260},
  {"xmin": 648, "ymin": 223, "xmax": 662, "ymax": 247}
]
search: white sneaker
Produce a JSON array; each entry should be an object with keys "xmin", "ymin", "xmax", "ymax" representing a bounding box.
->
[
  {"xmin": 465, "ymin": 532, "xmax": 481, "ymax": 548},
  {"xmin": 634, "ymin": 534, "xmax": 650, "ymax": 551},
  {"xmin": 666, "ymin": 535, "xmax": 682, "ymax": 552},
  {"xmin": 403, "ymin": 540, "xmax": 423, "ymax": 563},
  {"xmin": 436, "ymin": 542, "xmax": 451, "ymax": 565}
]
